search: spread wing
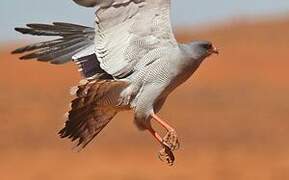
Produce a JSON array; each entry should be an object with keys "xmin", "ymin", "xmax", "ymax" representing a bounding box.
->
[
  {"xmin": 90, "ymin": 0, "xmax": 177, "ymax": 78},
  {"xmin": 13, "ymin": 0, "xmax": 177, "ymax": 79}
]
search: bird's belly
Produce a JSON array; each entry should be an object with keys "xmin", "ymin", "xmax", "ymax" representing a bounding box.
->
[
  {"xmin": 162, "ymin": 69, "xmax": 195, "ymax": 97},
  {"xmin": 130, "ymin": 59, "xmax": 200, "ymax": 119}
]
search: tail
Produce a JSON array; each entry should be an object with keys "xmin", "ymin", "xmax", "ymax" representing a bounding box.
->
[
  {"xmin": 12, "ymin": 22, "xmax": 95, "ymax": 64},
  {"xmin": 58, "ymin": 79, "xmax": 129, "ymax": 149}
]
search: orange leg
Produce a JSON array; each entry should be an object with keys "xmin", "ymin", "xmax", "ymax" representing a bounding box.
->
[
  {"xmin": 147, "ymin": 115, "xmax": 177, "ymax": 166},
  {"xmin": 151, "ymin": 113, "xmax": 175, "ymax": 132},
  {"xmin": 147, "ymin": 126, "xmax": 163, "ymax": 145},
  {"xmin": 149, "ymin": 113, "xmax": 180, "ymax": 151}
]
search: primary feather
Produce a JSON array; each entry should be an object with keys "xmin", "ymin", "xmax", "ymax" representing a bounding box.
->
[{"xmin": 12, "ymin": 22, "xmax": 95, "ymax": 64}]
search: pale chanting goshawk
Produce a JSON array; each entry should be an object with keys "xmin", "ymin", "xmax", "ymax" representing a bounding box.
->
[{"xmin": 12, "ymin": 0, "xmax": 218, "ymax": 165}]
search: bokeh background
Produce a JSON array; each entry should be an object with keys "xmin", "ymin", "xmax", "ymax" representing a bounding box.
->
[{"xmin": 1, "ymin": 1, "xmax": 289, "ymax": 180}]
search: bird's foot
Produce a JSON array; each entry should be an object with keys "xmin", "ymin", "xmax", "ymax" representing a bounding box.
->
[
  {"xmin": 162, "ymin": 130, "xmax": 180, "ymax": 151},
  {"xmin": 158, "ymin": 145, "xmax": 175, "ymax": 166}
]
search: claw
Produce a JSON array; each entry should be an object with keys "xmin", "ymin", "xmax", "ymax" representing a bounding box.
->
[
  {"xmin": 162, "ymin": 130, "xmax": 180, "ymax": 151},
  {"xmin": 158, "ymin": 145, "xmax": 175, "ymax": 166}
]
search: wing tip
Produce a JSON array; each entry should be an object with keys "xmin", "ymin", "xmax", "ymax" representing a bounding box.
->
[{"xmin": 14, "ymin": 27, "xmax": 29, "ymax": 34}]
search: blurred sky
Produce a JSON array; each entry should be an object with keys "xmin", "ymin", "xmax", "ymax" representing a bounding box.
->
[{"xmin": 0, "ymin": 0, "xmax": 289, "ymax": 42}]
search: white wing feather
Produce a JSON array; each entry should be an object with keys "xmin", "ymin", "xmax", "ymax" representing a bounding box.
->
[{"xmin": 75, "ymin": 0, "xmax": 177, "ymax": 78}]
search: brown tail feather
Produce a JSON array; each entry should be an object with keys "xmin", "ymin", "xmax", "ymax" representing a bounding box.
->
[{"xmin": 59, "ymin": 79, "xmax": 129, "ymax": 149}]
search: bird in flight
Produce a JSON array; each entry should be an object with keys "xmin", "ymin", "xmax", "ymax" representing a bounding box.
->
[{"xmin": 12, "ymin": 0, "xmax": 218, "ymax": 165}]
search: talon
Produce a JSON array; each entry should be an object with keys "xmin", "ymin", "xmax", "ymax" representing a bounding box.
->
[
  {"xmin": 162, "ymin": 130, "xmax": 180, "ymax": 151},
  {"xmin": 158, "ymin": 146, "xmax": 175, "ymax": 166}
]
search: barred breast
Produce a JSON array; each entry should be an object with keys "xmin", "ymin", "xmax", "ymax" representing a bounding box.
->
[{"xmin": 131, "ymin": 47, "xmax": 202, "ymax": 129}]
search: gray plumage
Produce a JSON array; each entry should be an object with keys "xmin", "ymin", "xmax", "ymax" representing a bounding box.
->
[
  {"xmin": 128, "ymin": 42, "xmax": 212, "ymax": 129},
  {"xmin": 13, "ymin": 0, "xmax": 218, "ymax": 160}
]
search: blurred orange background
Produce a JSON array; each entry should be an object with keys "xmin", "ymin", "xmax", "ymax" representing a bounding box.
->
[{"xmin": 1, "ymin": 17, "xmax": 289, "ymax": 180}]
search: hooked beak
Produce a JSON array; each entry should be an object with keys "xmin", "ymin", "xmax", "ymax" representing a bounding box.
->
[{"xmin": 212, "ymin": 46, "xmax": 219, "ymax": 55}]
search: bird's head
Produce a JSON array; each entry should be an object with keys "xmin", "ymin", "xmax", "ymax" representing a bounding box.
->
[{"xmin": 187, "ymin": 40, "xmax": 219, "ymax": 60}]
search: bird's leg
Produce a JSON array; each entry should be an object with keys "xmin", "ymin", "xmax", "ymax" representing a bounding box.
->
[
  {"xmin": 147, "ymin": 126, "xmax": 175, "ymax": 166},
  {"xmin": 147, "ymin": 126, "xmax": 163, "ymax": 144},
  {"xmin": 151, "ymin": 113, "xmax": 180, "ymax": 151}
]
